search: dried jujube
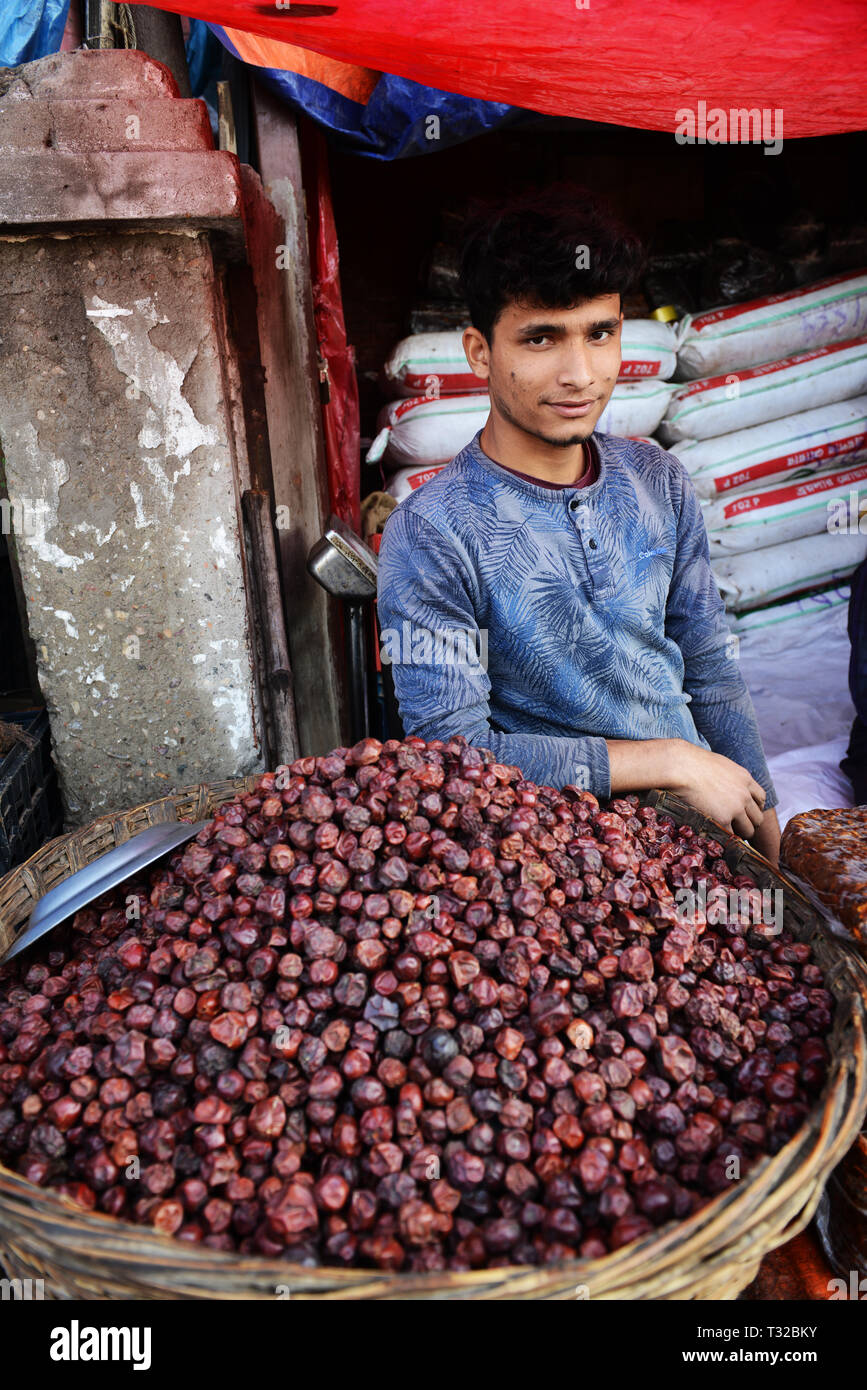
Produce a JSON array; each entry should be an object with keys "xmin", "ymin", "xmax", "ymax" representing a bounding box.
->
[{"xmin": 0, "ymin": 735, "xmax": 833, "ymax": 1273}]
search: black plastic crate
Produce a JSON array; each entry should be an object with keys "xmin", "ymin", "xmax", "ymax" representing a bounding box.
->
[{"xmin": 0, "ymin": 710, "xmax": 64, "ymax": 875}]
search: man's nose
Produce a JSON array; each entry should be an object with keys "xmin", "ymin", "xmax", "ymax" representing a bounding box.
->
[{"xmin": 556, "ymin": 345, "xmax": 596, "ymax": 388}]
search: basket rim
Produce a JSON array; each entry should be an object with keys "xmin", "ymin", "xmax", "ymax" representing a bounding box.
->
[{"xmin": 1, "ymin": 779, "xmax": 866, "ymax": 1296}]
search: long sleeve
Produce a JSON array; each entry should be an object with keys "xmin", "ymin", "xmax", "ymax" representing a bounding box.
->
[
  {"xmin": 664, "ymin": 455, "xmax": 779, "ymax": 809},
  {"xmin": 376, "ymin": 505, "xmax": 612, "ymax": 795}
]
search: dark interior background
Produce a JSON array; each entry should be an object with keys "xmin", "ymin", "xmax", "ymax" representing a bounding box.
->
[{"xmin": 327, "ymin": 120, "xmax": 867, "ymax": 496}]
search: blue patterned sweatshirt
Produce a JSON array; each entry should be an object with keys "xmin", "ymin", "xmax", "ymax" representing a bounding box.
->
[{"xmin": 376, "ymin": 429, "xmax": 778, "ymax": 809}]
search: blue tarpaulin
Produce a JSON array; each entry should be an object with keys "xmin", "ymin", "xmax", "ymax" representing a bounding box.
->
[
  {"xmin": 0, "ymin": 0, "xmax": 70, "ymax": 68},
  {"xmin": 193, "ymin": 20, "xmax": 531, "ymax": 160}
]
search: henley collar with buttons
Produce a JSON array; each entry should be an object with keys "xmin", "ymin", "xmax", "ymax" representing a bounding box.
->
[
  {"xmin": 479, "ymin": 434, "xmax": 602, "ymax": 556},
  {"xmin": 490, "ymin": 436, "xmax": 599, "ymax": 495}
]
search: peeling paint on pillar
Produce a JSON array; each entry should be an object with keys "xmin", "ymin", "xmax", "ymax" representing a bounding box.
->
[{"xmin": 0, "ymin": 232, "xmax": 263, "ymax": 822}]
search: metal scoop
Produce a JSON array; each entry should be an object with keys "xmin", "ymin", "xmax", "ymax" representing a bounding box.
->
[
  {"xmin": 307, "ymin": 514, "xmax": 378, "ymax": 744},
  {"xmin": 0, "ymin": 818, "xmax": 210, "ymax": 966}
]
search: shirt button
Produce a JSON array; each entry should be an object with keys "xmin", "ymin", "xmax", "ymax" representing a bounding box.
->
[{"xmin": 588, "ymin": 538, "xmax": 598, "ymax": 549}]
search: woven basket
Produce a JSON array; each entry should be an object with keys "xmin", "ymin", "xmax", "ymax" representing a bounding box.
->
[{"xmin": 1, "ymin": 782, "xmax": 866, "ymax": 1301}]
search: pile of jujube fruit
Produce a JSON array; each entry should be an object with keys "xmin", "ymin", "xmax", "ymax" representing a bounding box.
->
[{"xmin": 0, "ymin": 735, "xmax": 833, "ymax": 1272}]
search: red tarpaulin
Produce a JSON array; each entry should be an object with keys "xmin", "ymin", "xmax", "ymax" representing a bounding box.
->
[
  {"xmin": 160, "ymin": 0, "xmax": 866, "ymax": 138},
  {"xmin": 302, "ymin": 123, "xmax": 362, "ymax": 533}
]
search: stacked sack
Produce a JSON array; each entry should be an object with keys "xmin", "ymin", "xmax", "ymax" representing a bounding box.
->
[
  {"xmin": 657, "ymin": 269, "xmax": 867, "ymax": 610},
  {"xmin": 369, "ymin": 320, "xmax": 679, "ymax": 501}
]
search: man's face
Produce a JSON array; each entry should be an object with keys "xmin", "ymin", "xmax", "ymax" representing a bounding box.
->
[{"xmin": 462, "ymin": 294, "xmax": 623, "ymax": 448}]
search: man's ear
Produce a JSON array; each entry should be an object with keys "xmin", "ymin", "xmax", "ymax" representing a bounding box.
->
[{"xmin": 462, "ymin": 325, "xmax": 491, "ymax": 382}]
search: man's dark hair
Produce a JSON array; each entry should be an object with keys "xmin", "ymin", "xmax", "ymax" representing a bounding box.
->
[{"xmin": 458, "ymin": 184, "xmax": 646, "ymax": 343}]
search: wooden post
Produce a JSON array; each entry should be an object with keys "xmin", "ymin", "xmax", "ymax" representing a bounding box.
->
[
  {"xmin": 127, "ymin": 6, "xmax": 192, "ymax": 97},
  {"xmin": 242, "ymin": 489, "xmax": 301, "ymax": 766},
  {"xmin": 245, "ymin": 88, "xmax": 347, "ymax": 756}
]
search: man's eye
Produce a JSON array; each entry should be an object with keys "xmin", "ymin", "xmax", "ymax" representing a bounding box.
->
[
  {"xmin": 589, "ymin": 330, "xmax": 612, "ymax": 342},
  {"xmin": 525, "ymin": 335, "xmax": 551, "ymax": 347}
]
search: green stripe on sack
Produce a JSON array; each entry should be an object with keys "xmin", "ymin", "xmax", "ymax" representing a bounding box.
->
[
  {"xmin": 732, "ymin": 588, "xmax": 851, "ymax": 626},
  {"xmin": 398, "ymin": 402, "xmax": 488, "ymax": 419}
]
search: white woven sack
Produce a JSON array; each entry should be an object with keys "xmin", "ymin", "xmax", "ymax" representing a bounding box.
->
[
  {"xmin": 382, "ymin": 332, "xmax": 478, "ymax": 398},
  {"xmin": 369, "ymin": 386, "xmax": 672, "ymax": 467},
  {"xmin": 702, "ymin": 457, "xmax": 867, "ymax": 555},
  {"xmin": 369, "ymin": 395, "xmax": 489, "ymax": 467},
  {"xmin": 617, "ymin": 319, "xmax": 678, "ymax": 380},
  {"xmin": 676, "ymin": 268, "xmax": 867, "ymax": 379},
  {"xmin": 713, "ymin": 533, "xmax": 867, "ymax": 611},
  {"xmin": 659, "ymin": 337, "xmax": 867, "ymax": 443},
  {"xmin": 667, "ymin": 395, "xmax": 867, "ymax": 498},
  {"xmin": 385, "ymin": 464, "xmax": 449, "ymax": 502},
  {"xmin": 598, "ymin": 381, "xmax": 676, "ymax": 438}
]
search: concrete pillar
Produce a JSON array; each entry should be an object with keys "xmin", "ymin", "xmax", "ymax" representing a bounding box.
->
[{"xmin": 0, "ymin": 50, "xmax": 264, "ymax": 823}]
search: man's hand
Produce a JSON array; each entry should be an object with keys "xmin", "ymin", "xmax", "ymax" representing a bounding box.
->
[
  {"xmin": 748, "ymin": 806, "xmax": 781, "ymax": 867},
  {"xmin": 665, "ymin": 741, "xmax": 766, "ymax": 839},
  {"xmin": 607, "ymin": 737, "xmax": 767, "ymax": 839}
]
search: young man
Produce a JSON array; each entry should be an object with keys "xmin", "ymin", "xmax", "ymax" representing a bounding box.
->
[{"xmin": 376, "ymin": 188, "xmax": 780, "ymax": 864}]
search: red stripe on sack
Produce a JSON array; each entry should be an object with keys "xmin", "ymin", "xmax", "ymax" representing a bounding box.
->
[
  {"xmin": 722, "ymin": 458, "xmax": 867, "ymax": 518},
  {"xmin": 391, "ymin": 395, "xmax": 435, "ymax": 421},
  {"xmin": 618, "ymin": 361, "xmax": 663, "ymax": 378},
  {"xmin": 408, "ymin": 468, "xmax": 446, "ymax": 489},
  {"xmin": 716, "ymin": 431, "xmax": 867, "ymax": 492}
]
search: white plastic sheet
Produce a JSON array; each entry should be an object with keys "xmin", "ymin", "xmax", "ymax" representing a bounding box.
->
[
  {"xmin": 727, "ymin": 584, "xmax": 857, "ymax": 827},
  {"xmin": 766, "ymin": 738, "xmax": 855, "ymax": 831},
  {"xmin": 732, "ymin": 584, "xmax": 854, "ymax": 759}
]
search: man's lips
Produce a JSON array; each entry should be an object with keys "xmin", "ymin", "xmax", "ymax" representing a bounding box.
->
[{"xmin": 545, "ymin": 399, "xmax": 598, "ymax": 417}]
